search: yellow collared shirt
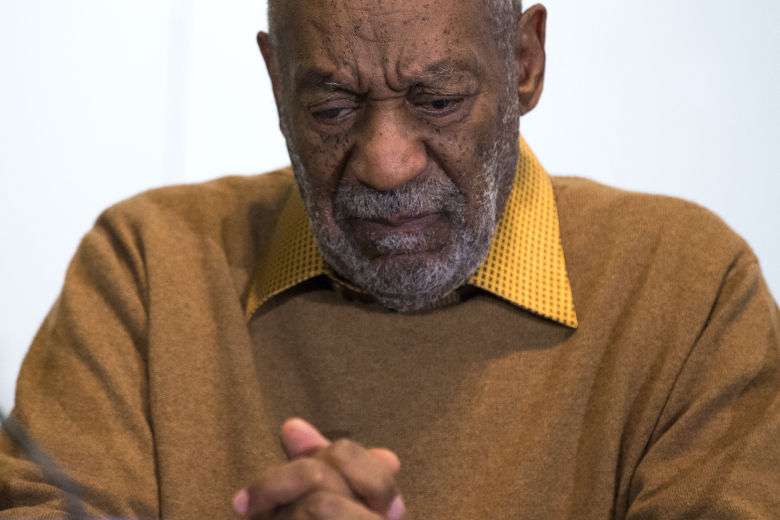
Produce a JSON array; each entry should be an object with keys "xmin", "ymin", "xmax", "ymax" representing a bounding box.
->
[{"xmin": 246, "ymin": 137, "xmax": 577, "ymax": 328}]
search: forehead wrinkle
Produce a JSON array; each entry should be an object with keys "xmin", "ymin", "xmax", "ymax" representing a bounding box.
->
[
  {"xmin": 328, "ymin": 7, "xmax": 417, "ymax": 44},
  {"xmin": 307, "ymin": 6, "xmax": 415, "ymax": 44},
  {"xmin": 364, "ymin": 9, "xmax": 420, "ymax": 43},
  {"xmin": 290, "ymin": 1, "xmax": 485, "ymax": 95},
  {"xmin": 291, "ymin": 18, "xmax": 363, "ymax": 92},
  {"xmin": 395, "ymin": 46, "xmax": 485, "ymax": 90}
]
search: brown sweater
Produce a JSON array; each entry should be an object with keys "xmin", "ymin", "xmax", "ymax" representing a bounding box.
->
[{"xmin": 2, "ymin": 169, "xmax": 779, "ymax": 519}]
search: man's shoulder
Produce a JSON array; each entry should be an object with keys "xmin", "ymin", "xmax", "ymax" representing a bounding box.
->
[
  {"xmin": 551, "ymin": 174, "xmax": 747, "ymax": 252},
  {"xmin": 90, "ymin": 167, "xmax": 296, "ymax": 250},
  {"xmin": 83, "ymin": 167, "xmax": 298, "ymax": 287},
  {"xmin": 552, "ymin": 175, "xmax": 726, "ymax": 219},
  {"xmin": 551, "ymin": 175, "xmax": 754, "ymax": 298},
  {"xmin": 102, "ymin": 167, "xmax": 297, "ymax": 230}
]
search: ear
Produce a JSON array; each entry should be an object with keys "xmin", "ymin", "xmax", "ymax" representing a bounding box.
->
[
  {"xmin": 514, "ymin": 4, "xmax": 547, "ymax": 116},
  {"xmin": 257, "ymin": 31, "xmax": 284, "ymax": 112}
]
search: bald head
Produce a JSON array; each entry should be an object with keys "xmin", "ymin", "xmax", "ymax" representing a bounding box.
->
[{"xmin": 267, "ymin": 0, "xmax": 523, "ymax": 63}]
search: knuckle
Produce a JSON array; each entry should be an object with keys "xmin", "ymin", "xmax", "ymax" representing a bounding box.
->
[
  {"xmin": 303, "ymin": 490, "xmax": 340, "ymax": 519},
  {"xmin": 323, "ymin": 440, "xmax": 397, "ymax": 508},
  {"xmin": 329, "ymin": 438, "xmax": 362, "ymax": 463},
  {"xmin": 298, "ymin": 458, "xmax": 327, "ymax": 485}
]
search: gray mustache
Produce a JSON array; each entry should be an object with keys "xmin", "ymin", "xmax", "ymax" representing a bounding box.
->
[{"xmin": 333, "ymin": 176, "xmax": 463, "ymax": 220}]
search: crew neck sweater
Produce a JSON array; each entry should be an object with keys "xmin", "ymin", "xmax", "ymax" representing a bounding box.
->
[{"xmin": 1, "ymin": 169, "xmax": 778, "ymax": 520}]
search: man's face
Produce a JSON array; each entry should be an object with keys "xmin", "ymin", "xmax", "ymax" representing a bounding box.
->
[{"xmin": 270, "ymin": 0, "xmax": 520, "ymax": 311}]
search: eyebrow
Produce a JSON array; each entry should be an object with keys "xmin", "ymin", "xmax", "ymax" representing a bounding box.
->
[
  {"xmin": 414, "ymin": 60, "xmax": 480, "ymax": 88},
  {"xmin": 296, "ymin": 69, "xmax": 354, "ymax": 93},
  {"xmin": 295, "ymin": 58, "xmax": 482, "ymax": 94}
]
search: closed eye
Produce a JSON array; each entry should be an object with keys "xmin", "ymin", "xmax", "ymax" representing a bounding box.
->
[
  {"xmin": 314, "ymin": 107, "xmax": 346, "ymax": 119},
  {"xmin": 414, "ymin": 96, "xmax": 465, "ymax": 116},
  {"xmin": 310, "ymin": 102, "xmax": 358, "ymax": 125},
  {"xmin": 428, "ymin": 98, "xmax": 462, "ymax": 110}
]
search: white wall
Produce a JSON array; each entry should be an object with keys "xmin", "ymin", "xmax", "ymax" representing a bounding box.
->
[{"xmin": 1, "ymin": 0, "xmax": 778, "ymax": 412}]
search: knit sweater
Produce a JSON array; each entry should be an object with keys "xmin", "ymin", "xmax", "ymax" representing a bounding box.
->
[{"xmin": 1, "ymin": 168, "xmax": 779, "ymax": 519}]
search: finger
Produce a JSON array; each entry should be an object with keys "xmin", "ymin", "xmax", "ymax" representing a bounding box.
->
[
  {"xmin": 282, "ymin": 418, "xmax": 331, "ymax": 459},
  {"xmin": 280, "ymin": 418, "xmax": 399, "ymax": 472},
  {"xmin": 279, "ymin": 490, "xmax": 387, "ymax": 520},
  {"xmin": 319, "ymin": 439, "xmax": 402, "ymax": 517},
  {"xmin": 234, "ymin": 458, "xmax": 352, "ymax": 517},
  {"xmin": 368, "ymin": 448, "xmax": 401, "ymax": 474}
]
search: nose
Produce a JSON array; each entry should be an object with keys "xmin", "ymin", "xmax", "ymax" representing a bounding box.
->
[{"xmin": 346, "ymin": 106, "xmax": 427, "ymax": 191}]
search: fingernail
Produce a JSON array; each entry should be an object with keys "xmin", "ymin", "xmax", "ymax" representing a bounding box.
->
[
  {"xmin": 386, "ymin": 495, "xmax": 405, "ymax": 520},
  {"xmin": 233, "ymin": 489, "xmax": 249, "ymax": 515}
]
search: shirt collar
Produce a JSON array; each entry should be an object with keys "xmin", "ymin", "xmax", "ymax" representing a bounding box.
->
[{"xmin": 245, "ymin": 137, "xmax": 578, "ymax": 328}]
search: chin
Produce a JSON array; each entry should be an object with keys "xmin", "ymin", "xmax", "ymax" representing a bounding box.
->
[{"xmin": 319, "ymin": 223, "xmax": 492, "ymax": 312}]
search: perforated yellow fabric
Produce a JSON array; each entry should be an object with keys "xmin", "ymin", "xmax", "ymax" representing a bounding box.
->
[
  {"xmin": 467, "ymin": 138, "xmax": 577, "ymax": 327},
  {"xmin": 244, "ymin": 192, "xmax": 330, "ymax": 313},
  {"xmin": 245, "ymin": 137, "xmax": 578, "ymax": 328}
]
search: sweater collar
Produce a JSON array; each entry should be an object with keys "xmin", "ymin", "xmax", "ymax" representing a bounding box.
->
[{"xmin": 246, "ymin": 137, "xmax": 578, "ymax": 328}]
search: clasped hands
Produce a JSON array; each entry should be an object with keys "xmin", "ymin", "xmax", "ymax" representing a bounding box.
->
[{"xmin": 233, "ymin": 418, "xmax": 405, "ymax": 520}]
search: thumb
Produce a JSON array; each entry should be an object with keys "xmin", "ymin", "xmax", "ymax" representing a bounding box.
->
[{"xmin": 281, "ymin": 418, "xmax": 330, "ymax": 459}]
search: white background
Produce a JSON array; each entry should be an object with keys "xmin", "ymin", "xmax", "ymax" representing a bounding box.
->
[{"xmin": 1, "ymin": 0, "xmax": 778, "ymax": 412}]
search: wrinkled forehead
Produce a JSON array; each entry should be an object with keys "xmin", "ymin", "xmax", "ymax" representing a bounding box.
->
[
  {"xmin": 277, "ymin": 0, "xmax": 489, "ymax": 36},
  {"xmin": 275, "ymin": 0, "xmax": 499, "ymax": 91}
]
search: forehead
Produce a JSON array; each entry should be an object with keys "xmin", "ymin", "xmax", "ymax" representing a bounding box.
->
[{"xmin": 278, "ymin": 0, "xmax": 498, "ymax": 91}]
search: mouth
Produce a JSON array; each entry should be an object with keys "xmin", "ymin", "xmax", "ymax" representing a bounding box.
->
[
  {"xmin": 359, "ymin": 213, "xmax": 440, "ymax": 233},
  {"xmin": 345, "ymin": 213, "xmax": 449, "ymax": 258}
]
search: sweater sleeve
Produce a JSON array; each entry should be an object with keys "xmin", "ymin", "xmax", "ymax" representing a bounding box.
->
[
  {"xmin": 0, "ymin": 208, "xmax": 158, "ymax": 519},
  {"xmin": 625, "ymin": 248, "xmax": 780, "ymax": 519}
]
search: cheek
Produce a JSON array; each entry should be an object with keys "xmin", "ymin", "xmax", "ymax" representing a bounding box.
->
[
  {"xmin": 444, "ymin": 91, "xmax": 503, "ymax": 152},
  {"xmin": 425, "ymin": 116, "xmax": 496, "ymax": 198},
  {"xmin": 289, "ymin": 109, "xmax": 353, "ymax": 196}
]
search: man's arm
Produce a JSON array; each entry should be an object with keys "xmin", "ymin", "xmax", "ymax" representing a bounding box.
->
[
  {"xmin": 624, "ymin": 249, "xmax": 780, "ymax": 518},
  {"xmin": 0, "ymin": 209, "xmax": 158, "ymax": 518}
]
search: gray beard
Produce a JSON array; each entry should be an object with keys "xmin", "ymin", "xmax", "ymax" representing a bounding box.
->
[
  {"xmin": 287, "ymin": 146, "xmax": 509, "ymax": 312},
  {"xmin": 327, "ymin": 173, "xmax": 495, "ymax": 312},
  {"xmin": 282, "ymin": 87, "xmax": 519, "ymax": 312}
]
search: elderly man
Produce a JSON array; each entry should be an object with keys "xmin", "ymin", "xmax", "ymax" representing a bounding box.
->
[{"xmin": 2, "ymin": 0, "xmax": 779, "ymax": 519}]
